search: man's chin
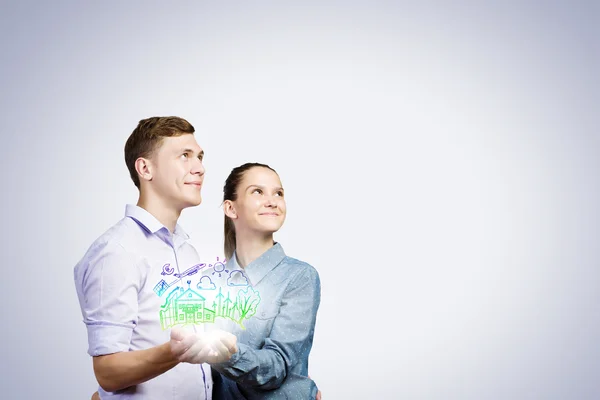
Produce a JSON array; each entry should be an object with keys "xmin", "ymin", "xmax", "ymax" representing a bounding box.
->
[{"xmin": 182, "ymin": 197, "xmax": 202, "ymax": 208}]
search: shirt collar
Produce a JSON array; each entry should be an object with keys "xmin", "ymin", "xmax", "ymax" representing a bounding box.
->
[
  {"xmin": 124, "ymin": 204, "xmax": 189, "ymax": 240},
  {"xmin": 230, "ymin": 242, "xmax": 286, "ymax": 286}
]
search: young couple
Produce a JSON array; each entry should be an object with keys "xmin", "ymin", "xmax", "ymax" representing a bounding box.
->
[{"xmin": 74, "ymin": 116, "xmax": 321, "ymax": 399}]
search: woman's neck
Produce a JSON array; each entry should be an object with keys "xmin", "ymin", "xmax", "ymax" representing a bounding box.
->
[{"xmin": 234, "ymin": 231, "xmax": 275, "ymax": 268}]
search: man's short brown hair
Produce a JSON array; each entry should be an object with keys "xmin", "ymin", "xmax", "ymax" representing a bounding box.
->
[{"xmin": 124, "ymin": 116, "xmax": 195, "ymax": 188}]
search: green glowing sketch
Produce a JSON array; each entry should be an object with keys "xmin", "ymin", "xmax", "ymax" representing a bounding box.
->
[
  {"xmin": 159, "ymin": 286, "xmax": 216, "ymax": 330},
  {"xmin": 234, "ymin": 286, "xmax": 261, "ymax": 328},
  {"xmin": 160, "ymin": 285, "xmax": 261, "ymax": 330}
]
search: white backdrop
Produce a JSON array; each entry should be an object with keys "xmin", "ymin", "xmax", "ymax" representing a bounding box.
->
[{"xmin": 1, "ymin": 1, "xmax": 599, "ymax": 399}]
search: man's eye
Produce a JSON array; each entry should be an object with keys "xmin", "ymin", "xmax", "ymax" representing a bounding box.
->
[{"xmin": 181, "ymin": 153, "xmax": 189, "ymax": 159}]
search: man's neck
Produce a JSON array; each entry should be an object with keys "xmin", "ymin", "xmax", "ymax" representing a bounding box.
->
[
  {"xmin": 137, "ymin": 192, "xmax": 181, "ymax": 233},
  {"xmin": 234, "ymin": 232, "xmax": 275, "ymax": 268}
]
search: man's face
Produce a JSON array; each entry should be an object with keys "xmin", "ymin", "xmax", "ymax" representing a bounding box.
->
[{"xmin": 149, "ymin": 134, "xmax": 205, "ymax": 210}]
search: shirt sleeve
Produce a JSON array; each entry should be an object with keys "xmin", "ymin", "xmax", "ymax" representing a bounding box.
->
[
  {"xmin": 74, "ymin": 241, "xmax": 140, "ymax": 356},
  {"xmin": 212, "ymin": 264, "xmax": 321, "ymax": 391}
]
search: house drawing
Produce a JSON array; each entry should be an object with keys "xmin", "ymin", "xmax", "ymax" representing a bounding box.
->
[{"xmin": 159, "ymin": 285, "xmax": 216, "ymax": 329}]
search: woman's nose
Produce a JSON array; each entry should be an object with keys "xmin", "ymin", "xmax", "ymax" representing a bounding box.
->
[{"xmin": 265, "ymin": 196, "xmax": 277, "ymax": 207}]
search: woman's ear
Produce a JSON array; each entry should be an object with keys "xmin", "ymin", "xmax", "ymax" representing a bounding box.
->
[{"xmin": 223, "ymin": 200, "xmax": 238, "ymax": 219}]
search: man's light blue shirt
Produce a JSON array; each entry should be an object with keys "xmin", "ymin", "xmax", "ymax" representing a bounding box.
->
[
  {"xmin": 209, "ymin": 243, "xmax": 321, "ymax": 399},
  {"xmin": 74, "ymin": 204, "xmax": 212, "ymax": 399}
]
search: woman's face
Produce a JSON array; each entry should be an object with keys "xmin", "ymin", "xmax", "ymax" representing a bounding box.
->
[{"xmin": 232, "ymin": 166, "xmax": 286, "ymax": 236}]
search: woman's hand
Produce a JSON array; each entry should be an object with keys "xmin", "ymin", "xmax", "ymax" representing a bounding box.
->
[
  {"xmin": 170, "ymin": 326, "xmax": 238, "ymax": 364},
  {"xmin": 308, "ymin": 374, "xmax": 322, "ymax": 400}
]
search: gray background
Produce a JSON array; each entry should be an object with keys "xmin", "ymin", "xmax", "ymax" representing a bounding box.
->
[{"xmin": 0, "ymin": 1, "xmax": 598, "ymax": 399}]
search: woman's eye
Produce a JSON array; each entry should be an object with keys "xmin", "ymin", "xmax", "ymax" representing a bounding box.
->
[
  {"xmin": 252, "ymin": 188, "xmax": 262, "ymax": 194},
  {"xmin": 181, "ymin": 153, "xmax": 189, "ymax": 159}
]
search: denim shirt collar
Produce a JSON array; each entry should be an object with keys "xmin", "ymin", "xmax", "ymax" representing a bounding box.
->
[{"xmin": 230, "ymin": 242, "xmax": 286, "ymax": 286}]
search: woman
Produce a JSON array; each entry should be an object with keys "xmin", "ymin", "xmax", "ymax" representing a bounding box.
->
[{"xmin": 210, "ymin": 162, "xmax": 321, "ymax": 399}]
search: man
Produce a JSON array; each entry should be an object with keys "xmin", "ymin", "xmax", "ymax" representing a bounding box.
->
[{"xmin": 75, "ymin": 116, "xmax": 236, "ymax": 399}]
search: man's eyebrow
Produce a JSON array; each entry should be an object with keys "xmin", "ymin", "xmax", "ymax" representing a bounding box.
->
[{"xmin": 180, "ymin": 148, "xmax": 204, "ymax": 157}]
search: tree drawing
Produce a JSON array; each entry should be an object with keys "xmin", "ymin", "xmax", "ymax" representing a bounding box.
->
[{"xmin": 235, "ymin": 286, "xmax": 261, "ymax": 329}]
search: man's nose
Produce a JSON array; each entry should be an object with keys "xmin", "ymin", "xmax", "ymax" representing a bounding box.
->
[{"xmin": 191, "ymin": 157, "xmax": 205, "ymax": 175}]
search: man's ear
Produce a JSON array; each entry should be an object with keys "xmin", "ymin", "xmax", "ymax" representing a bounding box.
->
[
  {"xmin": 135, "ymin": 157, "xmax": 153, "ymax": 183},
  {"xmin": 223, "ymin": 200, "xmax": 237, "ymax": 219}
]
